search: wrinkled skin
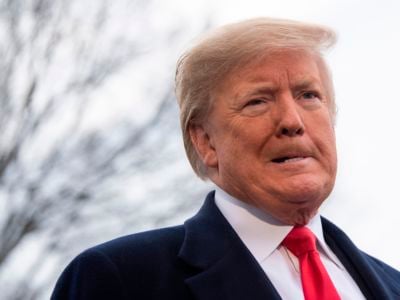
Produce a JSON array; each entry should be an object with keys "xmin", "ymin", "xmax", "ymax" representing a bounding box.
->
[{"xmin": 190, "ymin": 50, "xmax": 337, "ymax": 225}]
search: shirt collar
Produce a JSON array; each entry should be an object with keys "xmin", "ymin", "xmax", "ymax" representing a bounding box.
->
[{"xmin": 214, "ymin": 186, "xmax": 344, "ymax": 269}]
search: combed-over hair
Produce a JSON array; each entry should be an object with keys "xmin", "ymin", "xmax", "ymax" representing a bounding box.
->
[{"xmin": 175, "ymin": 17, "xmax": 337, "ymax": 179}]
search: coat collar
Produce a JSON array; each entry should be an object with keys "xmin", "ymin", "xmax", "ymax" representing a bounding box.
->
[
  {"xmin": 179, "ymin": 191, "xmax": 281, "ymax": 300},
  {"xmin": 322, "ymin": 217, "xmax": 396, "ymax": 299}
]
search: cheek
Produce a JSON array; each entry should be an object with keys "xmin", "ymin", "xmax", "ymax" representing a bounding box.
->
[
  {"xmin": 235, "ymin": 120, "xmax": 275, "ymax": 148},
  {"xmin": 307, "ymin": 114, "xmax": 337, "ymax": 164},
  {"xmin": 217, "ymin": 130, "xmax": 260, "ymax": 170},
  {"xmin": 318, "ymin": 128, "xmax": 337, "ymax": 171}
]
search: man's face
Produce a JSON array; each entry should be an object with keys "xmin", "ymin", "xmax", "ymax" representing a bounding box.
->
[{"xmin": 190, "ymin": 50, "xmax": 337, "ymax": 225}]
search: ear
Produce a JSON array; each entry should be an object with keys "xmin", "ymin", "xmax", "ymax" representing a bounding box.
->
[{"xmin": 189, "ymin": 124, "xmax": 218, "ymax": 168}]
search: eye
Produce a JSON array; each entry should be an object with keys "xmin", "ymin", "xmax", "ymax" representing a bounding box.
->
[
  {"xmin": 245, "ymin": 98, "xmax": 266, "ymax": 106},
  {"xmin": 301, "ymin": 91, "xmax": 320, "ymax": 101},
  {"xmin": 241, "ymin": 98, "xmax": 270, "ymax": 116}
]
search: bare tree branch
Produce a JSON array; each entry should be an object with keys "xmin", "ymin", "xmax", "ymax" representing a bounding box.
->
[{"xmin": 0, "ymin": 0, "xmax": 210, "ymax": 298}]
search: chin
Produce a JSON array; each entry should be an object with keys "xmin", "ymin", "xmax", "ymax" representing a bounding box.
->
[
  {"xmin": 274, "ymin": 182, "xmax": 333, "ymax": 225},
  {"xmin": 283, "ymin": 176, "xmax": 333, "ymax": 203}
]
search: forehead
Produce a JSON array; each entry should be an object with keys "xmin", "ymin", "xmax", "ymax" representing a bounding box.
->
[
  {"xmin": 216, "ymin": 49, "xmax": 324, "ymax": 95},
  {"xmin": 205, "ymin": 49, "xmax": 336, "ymax": 120}
]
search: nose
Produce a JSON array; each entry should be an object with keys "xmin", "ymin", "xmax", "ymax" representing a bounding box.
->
[{"xmin": 275, "ymin": 96, "xmax": 305, "ymax": 138}]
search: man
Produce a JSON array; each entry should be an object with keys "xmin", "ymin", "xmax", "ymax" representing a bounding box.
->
[{"xmin": 51, "ymin": 18, "xmax": 400, "ymax": 299}]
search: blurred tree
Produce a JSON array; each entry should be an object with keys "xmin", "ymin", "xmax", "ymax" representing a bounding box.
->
[{"xmin": 0, "ymin": 0, "xmax": 211, "ymax": 298}]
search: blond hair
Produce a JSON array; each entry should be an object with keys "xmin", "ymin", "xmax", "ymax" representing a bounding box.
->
[{"xmin": 175, "ymin": 17, "xmax": 336, "ymax": 179}]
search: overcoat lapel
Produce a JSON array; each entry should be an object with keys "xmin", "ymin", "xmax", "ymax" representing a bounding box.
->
[
  {"xmin": 178, "ymin": 192, "xmax": 398, "ymax": 299},
  {"xmin": 179, "ymin": 192, "xmax": 281, "ymax": 300},
  {"xmin": 322, "ymin": 218, "xmax": 394, "ymax": 299}
]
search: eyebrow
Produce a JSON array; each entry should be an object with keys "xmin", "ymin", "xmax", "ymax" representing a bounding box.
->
[
  {"xmin": 235, "ymin": 84, "xmax": 277, "ymax": 101},
  {"xmin": 291, "ymin": 77, "xmax": 322, "ymax": 91},
  {"xmin": 232, "ymin": 74, "xmax": 324, "ymax": 103}
]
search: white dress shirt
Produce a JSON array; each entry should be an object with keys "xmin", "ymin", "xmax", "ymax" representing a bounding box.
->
[{"xmin": 214, "ymin": 186, "xmax": 366, "ymax": 300}]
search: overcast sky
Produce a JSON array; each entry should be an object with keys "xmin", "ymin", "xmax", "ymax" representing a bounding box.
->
[{"xmin": 159, "ymin": 0, "xmax": 400, "ymax": 268}]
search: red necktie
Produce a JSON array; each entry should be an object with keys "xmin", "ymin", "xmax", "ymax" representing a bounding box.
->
[{"xmin": 282, "ymin": 226, "xmax": 341, "ymax": 300}]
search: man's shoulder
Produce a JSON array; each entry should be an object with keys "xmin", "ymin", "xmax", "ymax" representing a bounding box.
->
[
  {"xmin": 322, "ymin": 217, "xmax": 400, "ymax": 295},
  {"xmin": 363, "ymin": 252, "xmax": 400, "ymax": 285},
  {"xmin": 322, "ymin": 217, "xmax": 400, "ymax": 274},
  {"xmin": 51, "ymin": 225, "xmax": 190, "ymax": 299},
  {"xmin": 82, "ymin": 224, "xmax": 186, "ymax": 264}
]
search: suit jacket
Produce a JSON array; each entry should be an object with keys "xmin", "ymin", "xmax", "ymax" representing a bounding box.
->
[{"xmin": 51, "ymin": 191, "xmax": 400, "ymax": 299}]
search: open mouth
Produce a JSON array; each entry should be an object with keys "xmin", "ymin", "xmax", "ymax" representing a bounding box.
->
[{"xmin": 271, "ymin": 156, "xmax": 305, "ymax": 163}]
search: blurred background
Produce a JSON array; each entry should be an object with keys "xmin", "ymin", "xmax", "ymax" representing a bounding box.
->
[{"xmin": 0, "ymin": 0, "xmax": 399, "ymax": 298}]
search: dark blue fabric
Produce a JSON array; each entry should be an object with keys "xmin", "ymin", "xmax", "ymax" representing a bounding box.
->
[{"xmin": 51, "ymin": 191, "xmax": 400, "ymax": 299}]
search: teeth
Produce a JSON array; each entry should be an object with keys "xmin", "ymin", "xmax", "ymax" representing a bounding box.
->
[{"xmin": 284, "ymin": 157, "xmax": 304, "ymax": 163}]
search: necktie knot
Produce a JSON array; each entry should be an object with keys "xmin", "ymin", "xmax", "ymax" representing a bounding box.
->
[{"xmin": 282, "ymin": 226, "xmax": 317, "ymax": 257}]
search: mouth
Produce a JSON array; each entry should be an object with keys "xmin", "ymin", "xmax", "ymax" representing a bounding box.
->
[{"xmin": 271, "ymin": 156, "xmax": 307, "ymax": 164}]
